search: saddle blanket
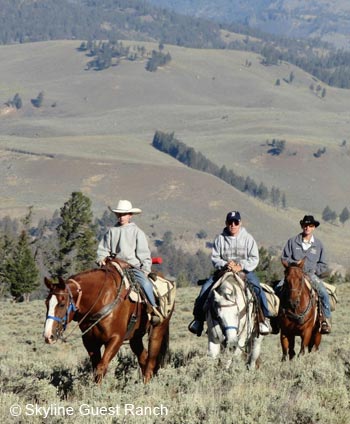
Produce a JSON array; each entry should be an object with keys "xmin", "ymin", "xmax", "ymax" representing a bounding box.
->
[
  {"xmin": 210, "ymin": 271, "xmax": 280, "ymax": 317},
  {"xmin": 128, "ymin": 275, "xmax": 176, "ymax": 318}
]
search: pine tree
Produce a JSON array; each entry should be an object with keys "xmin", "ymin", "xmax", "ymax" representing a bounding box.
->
[
  {"xmin": 5, "ymin": 230, "xmax": 40, "ymax": 301},
  {"xmin": 48, "ymin": 192, "xmax": 97, "ymax": 278},
  {"xmin": 322, "ymin": 206, "xmax": 337, "ymax": 223},
  {"xmin": 1, "ymin": 207, "xmax": 39, "ymax": 300},
  {"xmin": 339, "ymin": 207, "xmax": 350, "ymax": 225},
  {"xmin": 0, "ymin": 234, "xmax": 15, "ymax": 298}
]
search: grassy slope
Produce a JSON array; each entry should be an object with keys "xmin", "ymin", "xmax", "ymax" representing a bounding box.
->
[
  {"xmin": 0, "ymin": 283, "xmax": 349, "ymax": 423},
  {"xmin": 0, "ymin": 40, "xmax": 349, "ymax": 268}
]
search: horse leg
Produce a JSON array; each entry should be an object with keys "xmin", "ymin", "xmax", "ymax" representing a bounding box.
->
[
  {"xmin": 288, "ymin": 335, "xmax": 296, "ymax": 360},
  {"xmin": 129, "ymin": 336, "xmax": 148, "ymax": 375},
  {"xmin": 309, "ymin": 328, "xmax": 322, "ymax": 352},
  {"xmin": 82, "ymin": 335, "xmax": 102, "ymax": 373},
  {"xmin": 94, "ymin": 336, "xmax": 124, "ymax": 384},
  {"xmin": 299, "ymin": 330, "xmax": 312, "ymax": 356},
  {"xmin": 280, "ymin": 333, "xmax": 289, "ymax": 361},
  {"xmin": 247, "ymin": 336, "xmax": 263, "ymax": 370},
  {"xmin": 207, "ymin": 341, "xmax": 221, "ymax": 359},
  {"xmin": 143, "ymin": 323, "xmax": 170, "ymax": 383}
]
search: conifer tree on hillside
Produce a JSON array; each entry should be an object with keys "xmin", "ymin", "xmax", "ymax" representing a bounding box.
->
[
  {"xmin": 339, "ymin": 207, "xmax": 350, "ymax": 225},
  {"xmin": 322, "ymin": 206, "xmax": 337, "ymax": 223},
  {"xmin": 47, "ymin": 192, "xmax": 97, "ymax": 278},
  {"xmin": 1, "ymin": 208, "xmax": 39, "ymax": 301},
  {"xmin": 5, "ymin": 230, "xmax": 40, "ymax": 301}
]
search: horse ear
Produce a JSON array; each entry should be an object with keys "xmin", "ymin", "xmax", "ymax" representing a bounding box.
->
[
  {"xmin": 281, "ymin": 260, "xmax": 289, "ymax": 269},
  {"xmin": 298, "ymin": 258, "xmax": 306, "ymax": 269},
  {"xmin": 44, "ymin": 277, "xmax": 53, "ymax": 290},
  {"xmin": 58, "ymin": 276, "xmax": 66, "ymax": 289}
]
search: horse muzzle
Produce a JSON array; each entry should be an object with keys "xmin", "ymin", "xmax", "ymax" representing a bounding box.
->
[{"xmin": 224, "ymin": 327, "xmax": 239, "ymax": 349}]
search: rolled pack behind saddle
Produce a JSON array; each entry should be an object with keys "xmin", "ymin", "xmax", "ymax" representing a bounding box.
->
[
  {"xmin": 303, "ymin": 276, "xmax": 338, "ymax": 313},
  {"xmin": 110, "ymin": 260, "xmax": 176, "ymax": 323}
]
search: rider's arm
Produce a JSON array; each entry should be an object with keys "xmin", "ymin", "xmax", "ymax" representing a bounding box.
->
[
  {"xmin": 211, "ymin": 236, "xmax": 227, "ymax": 270},
  {"xmin": 96, "ymin": 229, "xmax": 112, "ymax": 262},
  {"xmin": 135, "ymin": 229, "xmax": 152, "ymax": 273},
  {"xmin": 315, "ymin": 240, "xmax": 328, "ymax": 276},
  {"xmin": 240, "ymin": 236, "xmax": 259, "ymax": 272}
]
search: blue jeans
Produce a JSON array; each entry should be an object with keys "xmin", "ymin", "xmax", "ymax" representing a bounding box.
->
[
  {"xmin": 130, "ymin": 268, "xmax": 156, "ymax": 307},
  {"xmin": 245, "ymin": 271, "xmax": 270, "ymax": 318},
  {"xmin": 195, "ymin": 271, "xmax": 270, "ymax": 319},
  {"xmin": 274, "ymin": 275, "xmax": 331, "ymax": 318},
  {"xmin": 310, "ymin": 275, "xmax": 331, "ymax": 319}
]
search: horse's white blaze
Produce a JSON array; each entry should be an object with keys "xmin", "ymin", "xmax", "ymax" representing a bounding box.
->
[{"xmin": 44, "ymin": 295, "xmax": 58, "ymax": 341}]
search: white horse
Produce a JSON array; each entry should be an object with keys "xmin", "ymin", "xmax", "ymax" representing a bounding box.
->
[{"xmin": 205, "ymin": 272, "xmax": 263, "ymax": 369}]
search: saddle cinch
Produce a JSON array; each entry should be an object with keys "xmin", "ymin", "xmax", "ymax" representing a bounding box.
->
[{"xmin": 110, "ymin": 261, "xmax": 176, "ymax": 321}]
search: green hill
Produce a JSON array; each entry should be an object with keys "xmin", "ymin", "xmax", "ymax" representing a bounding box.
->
[{"xmin": 0, "ymin": 40, "xmax": 349, "ymax": 270}]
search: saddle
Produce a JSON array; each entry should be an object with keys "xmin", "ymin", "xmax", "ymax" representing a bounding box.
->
[
  {"xmin": 206, "ymin": 271, "xmax": 264, "ymax": 322},
  {"xmin": 108, "ymin": 260, "xmax": 176, "ymax": 320}
]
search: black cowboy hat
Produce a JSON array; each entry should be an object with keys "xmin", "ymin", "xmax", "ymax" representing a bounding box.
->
[{"xmin": 300, "ymin": 215, "xmax": 320, "ymax": 228}]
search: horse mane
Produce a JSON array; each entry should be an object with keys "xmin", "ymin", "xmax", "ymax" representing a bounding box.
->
[
  {"xmin": 69, "ymin": 268, "xmax": 101, "ymax": 279},
  {"xmin": 283, "ymin": 258, "xmax": 306, "ymax": 277}
]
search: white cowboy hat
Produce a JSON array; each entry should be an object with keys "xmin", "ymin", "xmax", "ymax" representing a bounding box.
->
[{"xmin": 111, "ymin": 200, "xmax": 142, "ymax": 214}]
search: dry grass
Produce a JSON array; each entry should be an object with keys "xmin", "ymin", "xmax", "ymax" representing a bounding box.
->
[
  {"xmin": 0, "ymin": 40, "xmax": 350, "ymax": 268},
  {"xmin": 0, "ymin": 283, "xmax": 350, "ymax": 423}
]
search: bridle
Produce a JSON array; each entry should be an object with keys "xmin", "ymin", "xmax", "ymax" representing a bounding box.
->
[
  {"xmin": 46, "ymin": 280, "xmax": 82, "ymax": 336},
  {"xmin": 213, "ymin": 296, "xmax": 240, "ymax": 334},
  {"xmin": 283, "ymin": 270, "xmax": 314, "ymax": 324}
]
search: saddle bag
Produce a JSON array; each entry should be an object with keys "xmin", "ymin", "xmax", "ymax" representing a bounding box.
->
[
  {"xmin": 261, "ymin": 283, "xmax": 280, "ymax": 317},
  {"xmin": 323, "ymin": 282, "xmax": 338, "ymax": 311}
]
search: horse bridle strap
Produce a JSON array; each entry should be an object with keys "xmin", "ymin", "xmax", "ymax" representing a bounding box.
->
[
  {"xmin": 282, "ymin": 277, "xmax": 315, "ymax": 323},
  {"xmin": 46, "ymin": 280, "xmax": 82, "ymax": 331},
  {"xmin": 66, "ymin": 278, "xmax": 82, "ymax": 310}
]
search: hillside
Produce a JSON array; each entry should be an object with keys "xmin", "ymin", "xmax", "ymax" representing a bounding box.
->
[
  {"xmin": 0, "ymin": 40, "xmax": 349, "ymax": 269},
  {"xmin": 148, "ymin": 0, "xmax": 350, "ymax": 49}
]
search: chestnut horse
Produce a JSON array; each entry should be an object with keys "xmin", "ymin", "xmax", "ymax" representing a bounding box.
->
[
  {"xmin": 43, "ymin": 258, "xmax": 173, "ymax": 384},
  {"xmin": 279, "ymin": 259, "xmax": 321, "ymax": 361}
]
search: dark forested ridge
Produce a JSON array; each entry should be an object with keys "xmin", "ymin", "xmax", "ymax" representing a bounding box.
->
[
  {"xmin": 147, "ymin": 0, "xmax": 350, "ymax": 49},
  {"xmin": 152, "ymin": 131, "xmax": 287, "ymax": 209},
  {"xmin": 0, "ymin": 0, "xmax": 223, "ymax": 48}
]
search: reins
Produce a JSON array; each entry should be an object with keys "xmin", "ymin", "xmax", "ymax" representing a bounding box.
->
[
  {"xmin": 58, "ymin": 265, "xmax": 127, "ymax": 342},
  {"xmin": 211, "ymin": 275, "xmax": 256, "ymax": 352},
  {"xmin": 282, "ymin": 274, "xmax": 315, "ymax": 324}
]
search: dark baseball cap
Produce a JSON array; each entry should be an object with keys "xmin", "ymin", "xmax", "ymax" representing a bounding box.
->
[{"xmin": 226, "ymin": 211, "xmax": 241, "ymax": 223}]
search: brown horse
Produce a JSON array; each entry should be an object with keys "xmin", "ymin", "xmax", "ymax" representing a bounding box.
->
[
  {"xmin": 43, "ymin": 258, "xmax": 173, "ymax": 384},
  {"xmin": 279, "ymin": 259, "xmax": 321, "ymax": 361}
]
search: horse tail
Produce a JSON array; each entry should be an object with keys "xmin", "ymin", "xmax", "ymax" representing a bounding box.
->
[{"xmin": 159, "ymin": 324, "xmax": 170, "ymax": 367}]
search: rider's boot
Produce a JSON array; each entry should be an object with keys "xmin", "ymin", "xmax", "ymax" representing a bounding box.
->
[
  {"xmin": 269, "ymin": 317, "xmax": 280, "ymax": 334},
  {"xmin": 320, "ymin": 317, "xmax": 331, "ymax": 334},
  {"xmin": 259, "ymin": 317, "xmax": 271, "ymax": 335}
]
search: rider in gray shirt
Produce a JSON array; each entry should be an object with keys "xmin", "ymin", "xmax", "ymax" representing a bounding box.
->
[
  {"xmin": 97, "ymin": 200, "xmax": 156, "ymax": 310},
  {"xmin": 275, "ymin": 215, "xmax": 331, "ymax": 334}
]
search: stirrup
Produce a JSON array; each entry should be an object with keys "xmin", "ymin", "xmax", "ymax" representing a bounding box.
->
[
  {"xmin": 151, "ymin": 315, "xmax": 161, "ymax": 325},
  {"xmin": 259, "ymin": 318, "xmax": 271, "ymax": 335},
  {"xmin": 188, "ymin": 319, "xmax": 203, "ymax": 336},
  {"xmin": 149, "ymin": 306, "xmax": 163, "ymax": 326},
  {"xmin": 320, "ymin": 320, "xmax": 331, "ymax": 334}
]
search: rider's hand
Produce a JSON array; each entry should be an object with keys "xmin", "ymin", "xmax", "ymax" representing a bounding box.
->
[
  {"xmin": 227, "ymin": 261, "xmax": 242, "ymax": 273},
  {"xmin": 148, "ymin": 272, "xmax": 158, "ymax": 281},
  {"xmin": 97, "ymin": 258, "xmax": 106, "ymax": 267}
]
